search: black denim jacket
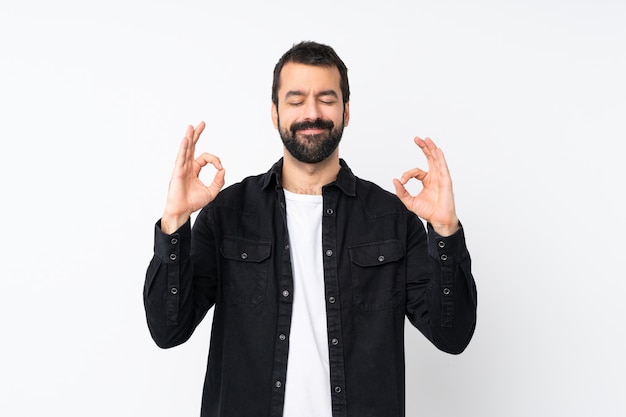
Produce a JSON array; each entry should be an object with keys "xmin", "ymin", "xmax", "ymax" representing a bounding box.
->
[{"xmin": 144, "ymin": 158, "xmax": 477, "ymax": 417}]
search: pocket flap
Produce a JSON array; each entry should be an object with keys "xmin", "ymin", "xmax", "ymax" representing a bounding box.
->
[
  {"xmin": 221, "ymin": 236, "xmax": 272, "ymax": 262},
  {"xmin": 348, "ymin": 239, "xmax": 404, "ymax": 267}
]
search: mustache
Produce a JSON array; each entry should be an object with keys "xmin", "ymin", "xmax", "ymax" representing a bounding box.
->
[{"xmin": 290, "ymin": 119, "xmax": 334, "ymax": 135}]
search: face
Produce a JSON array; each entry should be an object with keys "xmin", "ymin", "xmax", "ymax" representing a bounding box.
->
[{"xmin": 272, "ymin": 62, "xmax": 350, "ymax": 164}]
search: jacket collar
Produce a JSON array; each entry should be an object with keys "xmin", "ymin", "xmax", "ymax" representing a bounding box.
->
[{"xmin": 261, "ymin": 158, "xmax": 357, "ymax": 197}]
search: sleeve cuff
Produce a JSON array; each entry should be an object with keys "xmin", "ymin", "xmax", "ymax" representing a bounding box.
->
[
  {"xmin": 427, "ymin": 221, "xmax": 469, "ymax": 260},
  {"xmin": 153, "ymin": 218, "xmax": 192, "ymax": 264}
]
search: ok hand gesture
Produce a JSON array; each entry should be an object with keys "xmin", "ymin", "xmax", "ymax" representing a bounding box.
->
[
  {"xmin": 393, "ymin": 137, "xmax": 459, "ymax": 237},
  {"xmin": 161, "ymin": 122, "xmax": 225, "ymax": 234}
]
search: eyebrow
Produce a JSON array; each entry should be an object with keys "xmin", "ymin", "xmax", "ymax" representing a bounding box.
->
[{"xmin": 284, "ymin": 89, "xmax": 339, "ymax": 100}]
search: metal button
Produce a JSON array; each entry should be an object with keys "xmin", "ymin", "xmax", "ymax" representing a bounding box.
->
[
  {"xmin": 440, "ymin": 254, "xmax": 448, "ymax": 261},
  {"xmin": 241, "ymin": 252, "xmax": 248, "ymax": 260},
  {"xmin": 325, "ymin": 249, "xmax": 333, "ymax": 257},
  {"xmin": 282, "ymin": 290, "xmax": 290, "ymax": 298},
  {"xmin": 170, "ymin": 238, "xmax": 178, "ymax": 245},
  {"xmin": 279, "ymin": 334, "xmax": 286, "ymax": 341},
  {"xmin": 438, "ymin": 240, "xmax": 445, "ymax": 248},
  {"xmin": 334, "ymin": 386, "xmax": 342, "ymax": 393},
  {"xmin": 275, "ymin": 381, "xmax": 282, "ymax": 388},
  {"xmin": 328, "ymin": 296, "xmax": 336, "ymax": 304},
  {"xmin": 331, "ymin": 338, "xmax": 339, "ymax": 346},
  {"xmin": 378, "ymin": 255, "xmax": 385, "ymax": 262},
  {"xmin": 169, "ymin": 254, "xmax": 177, "ymax": 261},
  {"xmin": 326, "ymin": 208, "xmax": 334, "ymax": 215},
  {"xmin": 170, "ymin": 287, "xmax": 178, "ymax": 295},
  {"xmin": 443, "ymin": 288, "xmax": 451, "ymax": 295}
]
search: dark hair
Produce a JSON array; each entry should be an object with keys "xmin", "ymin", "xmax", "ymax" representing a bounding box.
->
[{"xmin": 272, "ymin": 41, "xmax": 350, "ymax": 107}]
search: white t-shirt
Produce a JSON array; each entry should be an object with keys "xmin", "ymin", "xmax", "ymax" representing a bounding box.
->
[{"xmin": 282, "ymin": 189, "xmax": 332, "ymax": 417}]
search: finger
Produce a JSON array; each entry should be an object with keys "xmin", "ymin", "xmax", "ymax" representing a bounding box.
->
[
  {"xmin": 418, "ymin": 136, "xmax": 439, "ymax": 152},
  {"xmin": 399, "ymin": 167, "xmax": 428, "ymax": 184},
  {"xmin": 195, "ymin": 152, "xmax": 223, "ymax": 171},
  {"xmin": 421, "ymin": 141, "xmax": 453, "ymax": 188},
  {"xmin": 185, "ymin": 124, "xmax": 195, "ymax": 139},
  {"xmin": 182, "ymin": 124, "xmax": 196, "ymax": 164},
  {"xmin": 412, "ymin": 137, "xmax": 435, "ymax": 178},
  {"xmin": 208, "ymin": 167, "xmax": 226, "ymax": 196},
  {"xmin": 416, "ymin": 137, "xmax": 449, "ymax": 181},
  {"xmin": 434, "ymin": 147, "xmax": 452, "ymax": 182},
  {"xmin": 414, "ymin": 136, "xmax": 433, "ymax": 158},
  {"xmin": 192, "ymin": 121, "xmax": 206, "ymax": 145},
  {"xmin": 174, "ymin": 136, "xmax": 191, "ymax": 172}
]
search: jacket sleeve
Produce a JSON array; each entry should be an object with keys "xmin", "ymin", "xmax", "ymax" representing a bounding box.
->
[
  {"xmin": 143, "ymin": 212, "xmax": 218, "ymax": 349},
  {"xmin": 405, "ymin": 216, "xmax": 477, "ymax": 354}
]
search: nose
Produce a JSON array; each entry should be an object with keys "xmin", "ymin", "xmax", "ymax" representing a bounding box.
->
[{"xmin": 302, "ymin": 98, "xmax": 322, "ymax": 120}]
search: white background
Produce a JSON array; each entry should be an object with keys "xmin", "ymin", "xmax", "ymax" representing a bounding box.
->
[{"xmin": 1, "ymin": 1, "xmax": 625, "ymax": 416}]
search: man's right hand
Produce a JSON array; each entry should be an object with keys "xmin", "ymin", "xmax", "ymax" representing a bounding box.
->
[{"xmin": 161, "ymin": 121, "xmax": 225, "ymax": 234}]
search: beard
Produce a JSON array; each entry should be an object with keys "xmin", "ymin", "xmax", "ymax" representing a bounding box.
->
[{"xmin": 278, "ymin": 115, "xmax": 344, "ymax": 164}]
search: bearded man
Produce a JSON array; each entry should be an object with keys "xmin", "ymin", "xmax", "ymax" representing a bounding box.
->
[{"xmin": 144, "ymin": 41, "xmax": 477, "ymax": 417}]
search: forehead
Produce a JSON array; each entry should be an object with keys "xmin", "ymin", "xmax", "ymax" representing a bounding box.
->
[{"xmin": 277, "ymin": 62, "xmax": 341, "ymax": 95}]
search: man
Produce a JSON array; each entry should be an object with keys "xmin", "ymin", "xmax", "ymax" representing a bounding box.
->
[{"xmin": 144, "ymin": 41, "xmax": 477, "ymax": 417}]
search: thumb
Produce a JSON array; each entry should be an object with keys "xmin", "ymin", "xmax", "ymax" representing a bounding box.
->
[{"xmin": 392, "ymin": 178, "xmax": 411, "ymax": 205}]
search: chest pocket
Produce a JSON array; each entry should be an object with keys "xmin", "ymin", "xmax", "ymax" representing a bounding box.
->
[
  {"xmin": 349, "ymin": 239, "xmax": 405, "ymax": 311},
  {"xmin": 220, "ymin": 236, "xmax": 272, "ymax": 306}
]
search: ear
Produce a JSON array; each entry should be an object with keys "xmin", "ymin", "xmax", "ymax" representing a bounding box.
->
[
  {"xmin": 343, "ymin": 101, "xmax": 350, "ymax": 127},
  {"xmin": 271, "ymin": 102, "xmax": 278, "ymax": 129}
]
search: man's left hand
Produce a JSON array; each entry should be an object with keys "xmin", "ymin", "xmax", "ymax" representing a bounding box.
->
[{"xmin": 393, "ymin": 136, "xmax": 460, "ymax": 237}]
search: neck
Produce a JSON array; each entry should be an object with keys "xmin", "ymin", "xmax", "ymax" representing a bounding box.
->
[{"xmin": 281, "ymin": 150, "xmax": 340, "ymax": 195}]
